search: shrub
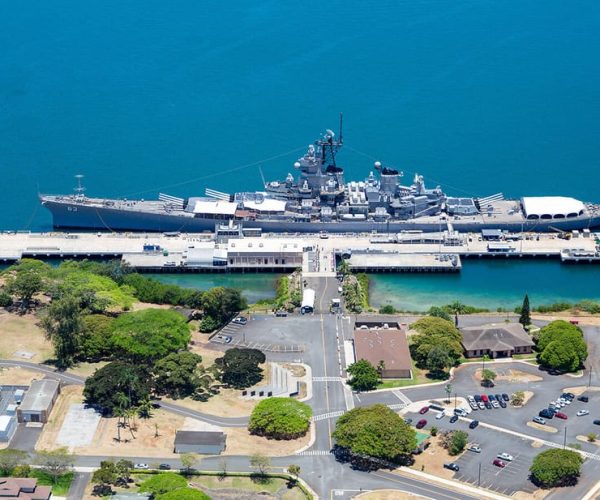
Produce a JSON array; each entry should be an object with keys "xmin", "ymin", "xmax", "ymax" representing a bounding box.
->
[
  {"xmin": 347, "ymin": 359, "xmax": 380, "ymax": 391},
  {"xmin": 0, "ymin": 290, "xmax": 13, "ymax": 307},
  {"xmin": 530, "ymin": 449, "xmax": 583, "ymax": 488},
  {"xmin": 379, "ymin": 305, "xmax": 398, "ymax": 314},
  {"xmin": 248, "ymin": 397, "xmax": 313, "ymax": 439},
  {"xmin": 511, "ymin": 391, "xmax": 525, "ymax": 406}
]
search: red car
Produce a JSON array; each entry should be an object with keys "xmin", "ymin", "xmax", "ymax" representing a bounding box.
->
[
  {"xmin": 416, "ymin": 419, "xmax": 427, "ymax": 429},
  {"xmin": 419, "ymin": 406, "xmax": 429, "ymax": 415},
  {"xmin": 493, "ymin": 459, "xmax": 506, "ymax": 468},
  {"xmin": 555, "ymin": 411, "xmax": 568, "ymax": 420},
  {"xmin": 481, "ymin": 395, "xmax": 489, "ymax": 403}
]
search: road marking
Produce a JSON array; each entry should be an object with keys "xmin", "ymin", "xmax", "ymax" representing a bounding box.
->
[
  {"xmin": 297, "ymin": 450, "xmax": 331, "ymax": 456},
  {"xmin": 343, "ymin": 384, "xmax": 355, "ymax": 411},
  {"xmin": 312, "ymin": 410, "xmax": 345, "ymax": 422},
  {"xmin": 392, "ymin": 390, "xmax": 412, "ymax": 406},
  {"xmin": 312, "ymin": 377, "xmax": 343, "ymax": 382}
]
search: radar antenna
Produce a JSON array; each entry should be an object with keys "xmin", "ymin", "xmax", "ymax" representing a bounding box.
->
[{"xmin": 74, "ymin": 174, "xmax": 86, "ymax": 200}]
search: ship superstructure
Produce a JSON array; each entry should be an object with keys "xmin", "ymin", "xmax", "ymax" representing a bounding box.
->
[{"xmin": 40, "ymin": 120, "xmax": 600, "ymax": 233}]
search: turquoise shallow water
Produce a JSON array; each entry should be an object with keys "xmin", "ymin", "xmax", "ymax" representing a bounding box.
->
[{"xmin": 2, "ymin": 1, "xmax": 600, "ymax": 305}]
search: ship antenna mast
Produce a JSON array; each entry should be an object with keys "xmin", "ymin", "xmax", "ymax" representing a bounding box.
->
[
  {"xmin": 259, "ymin": 166, "xmax": 266, "ymax": 188},
  {"xmin": 74, "ymin": 174, "xmax": 86, "ymax": 200},
  {"xmin": 339, "ymin": 112, "xmax": 343, "ymax": 145}
]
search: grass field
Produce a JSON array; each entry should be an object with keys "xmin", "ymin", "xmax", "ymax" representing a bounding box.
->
[
  {"xmin": 377, "ymin": 360, "xmax": 442, "ymax": 389},
  {"xmin": 30, "ymin": 470, "xmax": 74, "ymax": 496}
]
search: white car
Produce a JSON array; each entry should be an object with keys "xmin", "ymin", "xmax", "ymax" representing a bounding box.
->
[
  {"xmin": 467, "ymin": 395, "xmax": 476, "ymax": 403},
  {"xmin": 134, "ymin": 463, "xmax": 149, "ymax": 470},
  {"xmin": 577, "ymin": 409, "xmax": 590, "ymax": 417},
  {"xmin": 468, "ymin": 444, "xmax": 482, "ymax": 453},
  {"xmin": 436, "ymin": 411, "xmax": 446, "ymax": 420},
  {"xmin": 460, "ymin": 405, "xmax": 472, "ymax": 415},
  {"xmin": 492, "ymin": 401, "xmax": 500, "ymax": 408},
  {"xmin": 497, "ymin": 453, "xmax": 514, "ymax": 462}
]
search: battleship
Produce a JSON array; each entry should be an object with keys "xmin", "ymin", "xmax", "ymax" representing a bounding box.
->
[{"xmin": 41, "ymin": 120, "xmax": 600, "ymax": 234}]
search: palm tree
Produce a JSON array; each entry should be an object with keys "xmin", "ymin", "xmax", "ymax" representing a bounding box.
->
[
  {"xmin": 137, "ymin": 398, "xmax": 154, "ymax": 419},
  {"xmin": 113, "ymin": 407, "xmax": 125, "ymax": 442},
  {"xmin": 377, "ymin": 360, "xmax": 386, "ymax": 376},
  {"xmin": 125, "ymin": 408, "xmax": 137, "ymax": 439}
]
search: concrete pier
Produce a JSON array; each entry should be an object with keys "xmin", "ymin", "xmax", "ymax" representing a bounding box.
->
[{"xmin": 0, "ymin": 230, "xmax": 598, "ymax": 273}]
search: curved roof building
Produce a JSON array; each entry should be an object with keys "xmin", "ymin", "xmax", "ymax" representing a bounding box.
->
[{"xmin": 521, "ymin": 196, "xmax": 586, "ymax": 220}]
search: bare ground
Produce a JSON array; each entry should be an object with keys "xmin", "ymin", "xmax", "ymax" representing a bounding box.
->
[
  {"xmin": 0, "ymin": 366, "xmax": 42, "ymax": 385},
  {"xmin": 0, "ymin": 311, "xmax": 53, "ymax": 361},
  {"xmin": 223, "ymin": 426, "xmax": 311, "ymax": 457},
  {"xmin": 356, "ymin": 491, "xmax": 425, "ymax": 500},
  {"xmin": 68, "ymin": 361, "xmax": 108, "ymax": 378},
  {"xmin": 527, "ymin": 422, "xmax": 558, "ymax": 433},
  {"xmin": 163, "ymin": 388, "xmax": 258, "ymax": 419},
  {"xmin": 408, "ymin": 435, "xmax": 461, "ymax": 479},
  {"xmin": 475, "ymin": 368, "xmax": 542, "ymax": 384},
  {"xmin": 36, "ymin": 385, "xmax": 85, "ymax": 451}
]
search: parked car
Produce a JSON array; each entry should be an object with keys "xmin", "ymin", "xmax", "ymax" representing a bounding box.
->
[
  {"xmin": 491, "ymin": 401, "xmax": 500, "ymax": 409},
  {"xmin": 593, "ymin": 420, "xmax": 600, "ymax": 425},
  {"xmin": 275, "ymin": 310, "xmax": 288, "ymax": 317},
  {"xmin": 469, "ymin": 420, "xmax": 479, "ymax": 429},
  {"xmin": 469, "ymin": 401, "xmax": 478, "ymax": 410},
  {"xmin": 231, "ymin": 316, "xmax": 247, "ymax": 325},
  {"xmin": 443, "ymin": 463, "xmax": 460, "ymax": 472},
  {"xmin": 468, "ymin": 444, "xmax": 482, "ymax": 453},
  {"xmin": 502, "ymin": 393, "xmax": 510, "ymax": 402},
  {"xmin": 577, "ymin": 410, "xmax": 590, "ymax": 417},
  {"xmin": 488, "ymin": 394, "xmax": 496, "ymax": 401},
  {"xmin": 478, "ymin": 402, "xmax": 485, "ymax": 410},
  {"xmin": 497, "ymin": 453, "xmax": 514, "ymax": 461},
  {"xmin": 404, "ymin": 417, "xmax": 413, "ymax": 424},
  {"xmin": 159, "ymin": 463, "xmax": 171, "ymax": 470},
  {"xmin": 481, "ymin": 395, "xmax": 489, "ymax": 403},
  {"xmin": 416, "ymin": 419, "xmax": 427, "ymax": 429},
  {"xmin": 578, "ymin": 395, "xmax": 589, "ymax": 403},
  {"xmin": 493, "ymin": 459, "xmax": 507, "ymax": 468},
  {"xmin": 564, "ymin": 392, "xmax": 575, "ymax": 400},
  {"xmin": 539, "ymin": 409, "xmax": 554, "ymax": 419},
  {"xmin": 134, "ymin": 463, "xmax": 149, "ymax": 470},
  {"xmin": 533, "ymin": 416, "xmax": 546, "ymax": 425},
  {"xmin": 214, "ymin": 334, "xmax": 232, "ymax": 344},
  {"xmin": 419, "ymin": 406, "xmax": 430, "ymax": 415},
  {"xmin": 474, "ymin": 395, "xmax": 482, "ymax": 402},
  {"xmin": 436, "ymin": 411, "xmax": 446, "ymax": 420},
  {"xmin": 498, "ymin": 400, "xmax": 507, "ymax": 408},
  {"xmin": 449, "ymin": 415, "xmax": 459, "ymax": 423},
  {"xmin": 555, "ymin": 411, "xmax": 568, "ymax": 420},
  {"xmin": 484, "ymin": 402, "xmax": 493, "ymax": 409},
  {"xmin": 467, "ymin": 395, "xmax": 476, "ymax": 403},
  {"xmin": 546, "ymin": 407, "xmax": 557, "ymax": 415},
  {"xmin": 495, "ymin": 394, "xmax": 503, "ymax": 403}
]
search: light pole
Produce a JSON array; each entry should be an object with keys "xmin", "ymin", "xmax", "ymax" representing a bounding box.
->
[
  {"xmin": 478, "ymin": 462, "xmax": 481, "ymax": 487},
  {"xmin": 589, "ymin": 367, "xmax": 593, "ymax": 388},
  {"xmin": 454, "ymin": 393, "xmax": 457, "ymax": 409},
  {"xmin": 563, "ymin": 426, "xmax": 567, "ymax": 449}
]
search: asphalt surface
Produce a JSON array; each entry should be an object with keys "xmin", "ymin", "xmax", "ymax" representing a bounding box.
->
[{"xmin": 67, "ymin": 472, "xmax": 91, "ymax": 500}]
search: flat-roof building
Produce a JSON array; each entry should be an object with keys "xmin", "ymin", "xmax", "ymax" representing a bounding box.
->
[
  {"xmin": 353, "ymin": 321, "xmax": 412, "ymax": 379},
  {"xmin": 16, "ymin": 379, "xmax": 60, "ymax": 424}
]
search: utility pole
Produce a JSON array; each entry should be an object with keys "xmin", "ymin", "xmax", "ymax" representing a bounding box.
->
[
  {"xmin": 563, "ymin": 426, "xmax": 567, "ymax": 449},
  {"xmin": 589, "ymin": 366, "xmax": 593, "ymax": 388},
  {"xmin": 478, "ymin": 462, "xmax": 481, "ymax": 487},
  {"xmin": 454, "ymin": 393, "xmax": 457, "ymax": 409}
]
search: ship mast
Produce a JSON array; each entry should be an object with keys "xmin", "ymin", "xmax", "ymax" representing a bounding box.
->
[{"xmin": 74, "ymin": 174, "xmax": 86, "ymax": 201}]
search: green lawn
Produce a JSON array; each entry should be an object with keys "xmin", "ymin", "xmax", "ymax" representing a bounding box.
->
[
  {"xmin": 376, "ymin": 360, "xmax": 445, "ymax": 389},
  {"xmin": 29, "ymin": 470, "xmax": 74, "ymax": 496}
]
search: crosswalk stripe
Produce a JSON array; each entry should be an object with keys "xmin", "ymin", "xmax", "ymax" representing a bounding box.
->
[
  {"xmin": 311, "ymin": 410, "xmax": 345, "ymax": 422},
  {"xmin": 296, "ymin": 450, "xmax": 331, "ymax": 456}
]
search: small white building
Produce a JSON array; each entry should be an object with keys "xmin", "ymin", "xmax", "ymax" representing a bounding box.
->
[
  {"xmin": 17, "ymin": 379, "xmax": 60, "ymax": 424},
  {"xmin": 0, "ymin": 415, "xmax": 17, "ymax": 442}
]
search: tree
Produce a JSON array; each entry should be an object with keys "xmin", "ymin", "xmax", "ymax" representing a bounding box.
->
[
  {"xmin": 537, "ymin": 321, "xmax": 587, "ymax": 372},
  {"xmin": 92, "ymin": 460, "xmax": 117, "ymax": 486},
  {"xmin": 110, "ymin": 309, "xmax": 191, "ymax": 361},
  {"xmin": 448, "ymin": 431, "xmax": 468, "ymax": 455},
  {"xmin": 0, "ymin": 449, "xmax": 28, "ymax": 475},
  {"xmin": 249, "ymin": 397, "xmax": 313, "ymax": 440},
  {"xmin": 288, "ymin": 464, "xmax": 301, "ymax": 482},
  {"xmin": 139, "ymin": 473, "xmax": 187, "ymax": 495},
  {"xmin": 511, "ymin": 391, "xmax": 525, "ymax": 406},
  {"xmin": 379, "ymin": 305, "xmax": 397, "ymax": 314},
  {"xmin": 217, "ymin": 348, "xmax": 265, "ymax": 389},
  {"xmin": 115, "ymin": 459, "xmax": 133, "ymax": 483},
  {"xmin": 539, "ymin": 341, "xmax": 580, "ymax": 373},
  {"xmin": 137, "ymin": 398, "xmax": 154, "ymax": 419},
  {"xmin": 587, "ymin": 433, "xmax": 597, "ymax": 443},
  {"xmin": 332, "ymin": 405, "xmax": 417, "ymax": 462},
  {"xmin": 346, "ymin": 359, "xmax": 380, "ymax": 391},
  {"xmin": 426, "ymin": 345, "xmax": 452, "ymax": 375},
  {"xmin": 80, "ymin": 314, "xmax": 115, "ymax": 361},
  {"xmin": 519, "ymin": 294, "xmax": 531, "ymax": 327},
  {"xmin": 153, "ymin": 352, "xmax": 203, "ymax": 399},
  {"xmin": 410, "ymin": 317, "xmax": 463, "ymax": 367},
  {"xmin": 41, "ymin": 294, "xmax": 85, "ymax": 369},
  {"xmin": 427, "ymin": 306, "xmax": 452, "ymax": 322},
  {"xmin": 6, "ymin": 269, "xmax": 44, "ymax": 309},
  {"xmin": 530, "ymin": 449, "xmax": 583, "ymax": 487},
  {"xmin": 250, "ymin": 453, "xmax": 271, "ymax": 475},
  {"xmin": 83, "ymin": 361, "xmax": 151, "ymax": 415},
  {"xmin": 156, "ymin": 489, "xmax": 210, "ymax": 500},
  {"xmin": 481, "ymin": 368, "xmax": 497, "ymax": 387},
  {"xmin": 180, "ymin": 453, "xmax": 198, "ymax": 475},
  {"xmin": 201, "ymin": 287, "xmax": 247, "ymax": 330},
  {"xmin": 35, "ymin": 447, "xmax": 74, "ymax": 483},
  {"xmin": 0, "ymin": 290, "xmax": 13, "ymax": 308}
]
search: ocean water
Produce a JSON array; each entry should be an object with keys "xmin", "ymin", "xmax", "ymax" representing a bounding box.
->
[{"xmin": 2, "ymin": 1, "xmax": 600, "ymax": 304}]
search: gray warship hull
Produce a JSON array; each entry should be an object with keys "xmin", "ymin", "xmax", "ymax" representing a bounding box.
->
[{"xmin": 43, "ymin": 198, "xmax": 600, "ymax": 234}]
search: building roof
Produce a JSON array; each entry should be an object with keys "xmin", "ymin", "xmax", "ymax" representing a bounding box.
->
[
  {"xmin": 521, "ymin": 196, "xmax": 586, "ymax": 218},
  {"xmin": 0, "ymin": 416, "xmax": 14, "ymax": 432},
  {"xmin": 18, "ymin": 379, "xmax": 60, "ymax": 413},
  {"xmin": 242, "ymin": 198, "xmax": 287, "ymax": 213},
  {"xmin": 0, "ymin": 478, "xmax": 51, "ymax": 500},
  {"xmin": 460, "ymin": 323, "xmax": 535, "ymax": 352},
  {"xmin": 192, "ymin": 200, "xmax": 238, "ymax": 216},
  {"xmin": 353, "ymin": 321, "xmax": 412, "ymax": 373},
  {"xmin": 174, "ymin": 430, "xmax": 226, "ymax": 447}
]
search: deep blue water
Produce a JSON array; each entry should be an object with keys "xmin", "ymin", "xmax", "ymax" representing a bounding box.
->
[{"xmin": 2, "ymin": 1, "xmax": 600, "ymax": 303}]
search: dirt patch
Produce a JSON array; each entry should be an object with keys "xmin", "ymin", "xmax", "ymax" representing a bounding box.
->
[
  {"xmin": 563, "ymin": 386, "xmax": 600, "ymax": 396},
  {"xmin": 408, "ymin": 435, "xmax": 459, "ymax": 479},
  {"xmin": 356, "ymin": 490, "xmax": 425, "ymax": 500},
  {"xmin": 576, "ymin": 435, "xmax": 600, "ymax": 446},
  {"xmin": 513, "ymin": 489, "xmax": 549, "ymax": 500},
  {"xmin": 475, "ymin": 368, "xmax": 542, "ymax": 384},
  {"xmin": 36, "ymin": 386, "xmax": 85, "ymax": 451},
  {"xmin": 68, "ymin": 361, "xmax": 108, "ymax": 378},
  {"xmin": 527, "ymin": 422, "xmax": 558, "ymax": 433},
  {"xmin": 223, "ymin": 426, "xmax": 311, "ymax": 457},
  {"xmin": 531, "ymin": 441, "xmax": 544, "ymax": 448},
  {"xmin": 0, "ymin": 367, "xmax": 42, "ymax": 385},
  {"xmin": 282, "ymin": 363, "xmax": 306, "ymax": 378},
  {"xmin": 511, "ymin": 390, "xmax": 534, "ymax": 408},
  {"xmin": 0, "ymin": 311, "xmax": 53, "ymax": 361},
  {"xmin": 189, "ymin": 331, "xmax": 224, "ymax": 366},
  {"xmin": 129, "ymin": 301, "xmax": 171, "ymax": 311},
  {"xmin": 532, "ymin": 312, "xmax": 600, "ymax": 326},
  {"xmin": 163, "ymin": 387, "xmax": 258, "ymax": 419}
]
